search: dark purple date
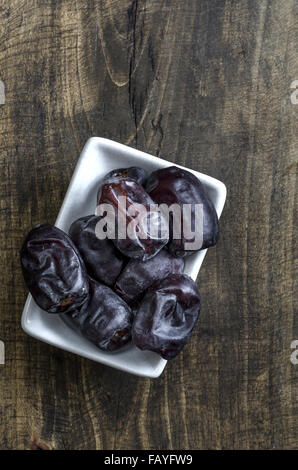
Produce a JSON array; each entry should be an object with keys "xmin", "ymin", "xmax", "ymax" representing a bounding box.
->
[
  {"xmin": 97, "ymin": 167, "xmax": 147, "ymax": 203},
  {"xmin": 20, "ymin": 224, "xmax": 89, "ymax": 313},
  {"xmin": 114, "ymin": 249, "xmax": 184, "ymax": 305},
  {"xmin": 97, "ymin": 177, "xmax": 168, "ymax": 261},
  {"xmin": 132, "ymin": 274, "xmax": 201, "ymax": 359},
  {"xmin": 67, "ymin": 279, "xmax": 133, "ymax": 351},
  {"xmin": 69, "ymin": 215, "xmax": 124, "ymax": 286},
  {"xmin": 146, "ymin": 166, "xmax": 219, "ymax": 257}
]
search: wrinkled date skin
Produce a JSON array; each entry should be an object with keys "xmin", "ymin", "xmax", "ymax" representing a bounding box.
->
[
  {"xmin": 132, "ymin": 274, "xmax": 201, "ymax": 359},
  {"xmin": 69, "ymin": 215, "xmax": 124, "ymax": 286},
  {"xmin": 97, "ymin": 177, "xmax": 168, "ymax": 260},
  {"xmin": 97, "ymin": 167, "xmax": 147, "ymax": 203},
  {"xmin": 146, "ymin": 166, "xmax": 219, "ymax": 257},
  {"xmin": 20, "ymin": 224, "xmax": 89, "ymax": 313},
  {"xmin": 67, "ymin": 279, "xmax": 133, "ymax": 351},
  {"xmin": 114, "ymin": 249, "xmax": 184, "ymax": 305}
]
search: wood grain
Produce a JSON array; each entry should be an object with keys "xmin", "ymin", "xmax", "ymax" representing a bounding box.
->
[{"xmin": 0, "ymin": 0, "xmax": 297, "ymax": 450}]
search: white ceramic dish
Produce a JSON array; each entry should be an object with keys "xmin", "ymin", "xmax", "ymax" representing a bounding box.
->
[{"xmin": 21, "ymin": 137, "xmax": 226, "ymax": 378}]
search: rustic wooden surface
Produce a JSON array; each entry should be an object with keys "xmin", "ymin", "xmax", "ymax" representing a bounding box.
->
[{"xmin": 0, "ymin": 0, "xmax": 297, "ymax": 450}]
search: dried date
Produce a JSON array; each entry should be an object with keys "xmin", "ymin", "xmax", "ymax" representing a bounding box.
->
[
  {"xmin": 20, "ymin": 224, "xmax": 89, "ymax": 313},
  {"xmin": 69, "ymin": 215, "xmax": 124, "ymax": 286},
  {"xmin": 97, "ymin": 177, "xmax": 168, "ymax": 260},
  {"xmin": 114, "ymin": 249, "xmax": 184, "ymax": 304},
  {"xmin": 67, "ymin": 279, "xmax": 133, "ymax": 351},
  {"xmin": 132, "ymin": 274, "xmax": 201, "ymax": 359},
  {"xmin": 146, "ymin": 166, "xmax": 219, "ymax": 257}
]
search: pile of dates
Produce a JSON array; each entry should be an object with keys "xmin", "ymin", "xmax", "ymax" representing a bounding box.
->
[{"xmin": 20, "ymin": 165, "xmax": 219, "ymax": 360}]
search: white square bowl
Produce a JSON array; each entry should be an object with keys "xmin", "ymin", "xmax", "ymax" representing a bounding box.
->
[{"xmin": 21, "ymin": 137, "xmax": 226, "ymax": 378}]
